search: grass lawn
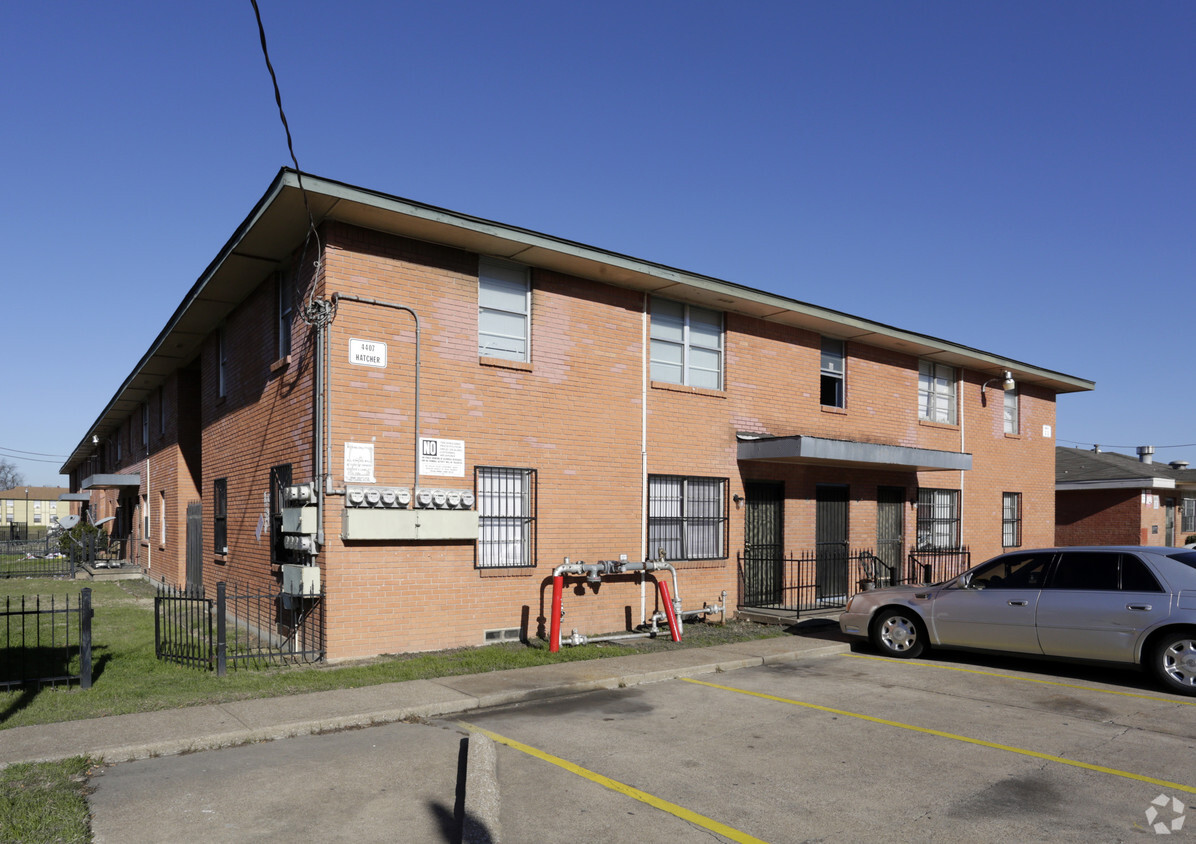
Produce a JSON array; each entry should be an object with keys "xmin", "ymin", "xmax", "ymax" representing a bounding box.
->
[
  {"xmin": 1, "ymin": 576, "xmax": 783, "ymax": 732},
  {"xmin": 0, "ymin": 757, "xmax": 94, "ymax": 844}
]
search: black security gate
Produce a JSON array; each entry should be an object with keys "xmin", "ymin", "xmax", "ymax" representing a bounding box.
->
[
  {"xmin": 876, "ymin": 486, "xmax": 905, "ymax": 588},
  {"xmin": 815, "ymin": 485, "xmax": 849, "ymax": 601},
  {"xmin": 742, "ymin": 482, "xmax": 784, "ymax": 606},
  {"xmin": 185, "ymin": 501, "xmax": 203, "ymax": 591}
]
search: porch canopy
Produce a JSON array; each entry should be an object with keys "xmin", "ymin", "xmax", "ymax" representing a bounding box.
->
[
  {"xmin": 59, "ymin": 492, "xmax": 91, "ymax": 501},
  {"xmin": 80, "ymin": 474, "xmax": 142, "ymax": 491},
  {"xmin": 736, "ymin": 433, "xmax": 971, "ymax": 473}
]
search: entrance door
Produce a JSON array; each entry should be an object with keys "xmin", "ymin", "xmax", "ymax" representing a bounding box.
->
[
  {"xmin": 743, "ymin": 482, "xmax": 784, "ymax": 606},
  {"xmin": 1165, "ymin": 498, "xmax": 1175, "ymax": 546},
  {"xmin": 185, "ymin": 501, "xmax": 203, "ymax": 591},
  {"xmin": 816, "ymin": 485, "xmax": 849, "ymax": 603},
  {"xmin": 876, "ymin": 486, "xmax": 905, "ymax": 586}
]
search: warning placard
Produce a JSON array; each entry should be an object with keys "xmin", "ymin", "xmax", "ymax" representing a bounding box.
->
[{"xmin": 419, "ymin": 437, "xmax": 465, "ymax": 478}]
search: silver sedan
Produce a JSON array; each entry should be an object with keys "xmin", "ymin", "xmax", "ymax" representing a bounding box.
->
[{"xmin": 839, "ymin": 546, "xmax": 1196, "ymax": 695}]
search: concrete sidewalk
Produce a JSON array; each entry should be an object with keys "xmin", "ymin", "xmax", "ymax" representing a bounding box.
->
[{"xmin": 1, "ymin": 630, "xmax": 849, "ymax": 770}]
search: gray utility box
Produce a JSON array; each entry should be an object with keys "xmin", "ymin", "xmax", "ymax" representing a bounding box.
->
[
  {"xmin": 282, "ymin": 505, "xmax": 318, "ymax": 534},
  {"xmin": 342, "ymin": 508, "xmax": 480, "ymax": 541}
]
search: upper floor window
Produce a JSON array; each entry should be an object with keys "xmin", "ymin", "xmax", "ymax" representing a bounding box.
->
[
  {"xmin": 142, "ymin": 402, "xmax": 149, "ymax": 449},
  {"xmin": 217, "ymin": 325, "xmax": 228, "ymax": 398},
  {"xmin": 918, "ymin": 361, "xmax": 956, "ymax": 424},
  {"xmin": 278, "ymin": 273, "xmax": 293, "ymax": 359},
  {"xmin": 478, "ymin": 258, "xmax": 531, "ymax": 362},
  {"xmin": 820, "ymin": 338, "xmax": 845, "ymax": 408},
  {"xmin": 213, "ymin": 478, "xmax": 227, "ymax": 553},
  {"xmin": 1003, "ymin": 387, "xmax": 1019, "ymax": 435},
  {"xmin": 649, "ymin": 297, "xmax": 723, "ymax": 390}
]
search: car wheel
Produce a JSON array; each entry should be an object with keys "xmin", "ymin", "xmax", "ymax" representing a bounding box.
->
[
  {"xmin": 870, "ymin": 609, "xmax": 926, "ymax": 659},
  {"xmin": 1153, "ymin": 632, "xmax": 1196, "ymax": 695}
]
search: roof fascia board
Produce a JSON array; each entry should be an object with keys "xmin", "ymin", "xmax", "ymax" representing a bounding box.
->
[{"xmin": 1056, "ymin": 478, "xmax": 1177, "ymax": 491}]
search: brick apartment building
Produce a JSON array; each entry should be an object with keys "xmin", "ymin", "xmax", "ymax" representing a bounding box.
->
[
  {"xmin": 1056, "ymin": 446, "xmax": 1196, "ymax": 547},
  {"xmin": 61, "ymin": 169, "xmax": 1093, "ymax": 660}
]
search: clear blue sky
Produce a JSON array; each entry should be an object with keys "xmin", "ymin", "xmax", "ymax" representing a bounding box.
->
[{"xmin": 1, "ymin": 1, "xmax": 1193, "ymax": 486}]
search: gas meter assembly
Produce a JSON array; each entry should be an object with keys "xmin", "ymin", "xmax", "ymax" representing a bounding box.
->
[
  {"xmin": 280, "ymin": 483, "xmax": 321, "ymax": 596},
  {"xmin": 342, "ymin": 485, "xmax": 479, "ymax": 540}
]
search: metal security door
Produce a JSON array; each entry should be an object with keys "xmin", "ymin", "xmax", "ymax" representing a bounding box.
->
[
  {"xmin": 1166, "ymin": 498, "xmax": 1175, "ymax": 546},
  {"xmin": 743, "ymin": 482, "xmax": 784, "ymax": 607},
  {"xmin": 816, "ymin": 485, "xmax": 849, "ymax": 603},
  {"xmin": 185, "ymin": 501, "xmax": 203, "ymax": 591},
  {"xmin": 876, "ymin": 486, "xmax": 905, "ymax": 587}
]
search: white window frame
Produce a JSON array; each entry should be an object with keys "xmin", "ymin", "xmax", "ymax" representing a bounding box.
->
[
  {"xmin": 278, "ymin": 273, "xmax": 293, "ymax": 359},
  {"xmin": 1003, "ymin": 387, "xmax": 1019, "ymax": 435},
  {"xmin": 820, "ymin": 337, "xmax": 845, "ymax": 408},
  {"xmin": 478, "ymin": 258, "xmax": 531, "ymax": 362},
  {"xmin": 918, "ymin": 361, "xmax": 957, "ymax": 424},
  {"xmin": 649, "ymin": 297, "xmax": 724, "ymax": 390},
  {"xmin": 647, "ymin": 475, "xmax": 728, "ymax": 561},
  {"xmin": 476, "ymin": 467, "xmax": 536, "ymax": 568}
]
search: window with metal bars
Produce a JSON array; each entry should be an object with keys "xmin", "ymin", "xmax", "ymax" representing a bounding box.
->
[
  {"xmin": 648, "ymin": 475, "xmax": 728, "ymax": 561},
  {"xmin": 213, "ymin": 478, "xmax": 227, "ymax": 553},
  {"xmin": 1183, "ymin": 497, "xmax": 1196, "ymax": 534},
  {"xmin": 270, "ymin": 465, "xmax": 292, "ymax": 566},
  {"xmin": 1002, "ymin": 492, "xmax": 1022, "ymax": 548},
  {"xmin": 916, "ymin": 488, "xmax": 960, "ymax": 549},
  {"xmin": 475, "ymin": 467, "xmax": 536, "ymax": 568}
]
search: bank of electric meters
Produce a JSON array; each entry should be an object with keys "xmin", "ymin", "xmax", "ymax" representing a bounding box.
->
[
  {"xmin": 344, "ymin": 486, "xmax": 475, "ymax": 510},
  {"xmin": 281, "ymin": 482, "xmax": 319, "ymax": 558}
]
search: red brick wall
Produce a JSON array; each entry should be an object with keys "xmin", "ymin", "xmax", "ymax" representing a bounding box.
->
[{"xmin": 127, "ymin": 219, "xmax": 1066, "ymax": 659}]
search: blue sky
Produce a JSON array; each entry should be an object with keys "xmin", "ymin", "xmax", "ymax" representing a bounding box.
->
[{"xmin": 1, "ymin": 1, "xmax": 1193, "ymax": 486}]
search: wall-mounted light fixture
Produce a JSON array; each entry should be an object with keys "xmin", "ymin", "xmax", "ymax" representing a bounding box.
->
[
  {"xmin": 981, "ymin": 370, "xmax": 1015, "ymax": 405},
  {"xmin": 732, "ymin": 494, "xmax": 744, "ymax": 508}
]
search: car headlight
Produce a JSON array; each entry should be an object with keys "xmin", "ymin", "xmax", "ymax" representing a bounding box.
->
[{"xmin": 844, "ymin": 596, "xmax": 855, "ymax": 612}]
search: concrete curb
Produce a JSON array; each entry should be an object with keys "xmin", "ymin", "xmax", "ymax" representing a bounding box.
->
[
  {"xmin": 0, "ymin": 638, "xmax": 851, "ymax": 770},
  {"xmin": 462, "ymin": 733, "xmax": 501, "ymax": 844}
]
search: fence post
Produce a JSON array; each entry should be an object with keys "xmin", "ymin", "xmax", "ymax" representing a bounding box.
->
[
  {"xmin": 79, "ymin": 587, "xmax": 93, "ymax": 689},
  {"xmin": 216, "ymin": 582, "xmax": 227, "ymax": 677}
]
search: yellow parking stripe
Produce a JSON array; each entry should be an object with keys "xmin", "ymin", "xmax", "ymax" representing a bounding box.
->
[
  {"xmin": 683, "ymin": 678, "xmax": 1196, "ymax": 796},
  {"xmin": 457, "ymin": 720, "xmax": 769, "ymax": 844},
  {"xmin": 845, "ymin": 653, "xmax": 1196, "ymax": 705}
]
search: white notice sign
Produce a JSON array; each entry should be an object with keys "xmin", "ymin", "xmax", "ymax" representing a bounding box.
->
[
  {"xmin": 419, "ymin": 437, "xmax": 465, "ymax": 478},
  {"xmin": 344, "ymin": 442, "xmax": 376, "ymax": 483},
  {"xmin": 349, "ymin": 338, "xmax": 387, "ymax": 368}
]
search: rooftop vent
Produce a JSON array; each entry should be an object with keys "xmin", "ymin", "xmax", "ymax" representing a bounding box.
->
[
  {"xmin": 1137, "ymin": 445, "xmax": 1155, "ymax": 464},
  {"xmin": 1170, "ymin": 460, "xmax": 1189, "ymax": 470}
]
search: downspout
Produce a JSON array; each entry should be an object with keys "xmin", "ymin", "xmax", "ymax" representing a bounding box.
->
[{"xmin": 641, "ymin": 294, "xmax": 650, "ymax": 625}]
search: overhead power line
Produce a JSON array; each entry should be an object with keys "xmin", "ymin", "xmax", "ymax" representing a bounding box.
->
[{"xmin": 0, "ymin": 446, "xmax": 68, "ymax": 458}]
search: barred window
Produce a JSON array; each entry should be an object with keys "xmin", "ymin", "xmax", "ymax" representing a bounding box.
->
[
  {"xmin": 213, "ymin": 478, "xmax": 227, "ymax": 553},
  {"xmin": 270, "ymin": 465, "xmax": 292, "ymax": 566},
  {"xmin": 1183, "ymin": 497, "xmax": 1196, "ymax": 534},
  {"xmin": 648, "ymin": 475, "xmax": 728, "ymax": 561},
  {"xmin": 476, "ymin": 467, "xmax": 536, "ymax": 568},
  {"xmin": 916, "ymin": 488, "xmax": 960, "ymax": 549},
  {"xmin": 1002, "ymin": 492, "xmax": 1022, "ymax": 548}
]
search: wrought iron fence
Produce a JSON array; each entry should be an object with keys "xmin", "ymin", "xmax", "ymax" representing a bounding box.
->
[
  {"xmin": 0, "ymin": 536, "xmax": 75, "ymax": 579},
  {"xmin": 738, "ymin": 548, "xmax": 894, "ymax": 613},
  {"xmin": 1, "ymin": 589, "xmax": 93, "ymax": 689},
  {"xmin": 907, "ymin": 546, "xmax": 972, "ymax": 584},
  {"xmin": 155, "ymin": 579, "xmax": 325, "ymax": 674}
]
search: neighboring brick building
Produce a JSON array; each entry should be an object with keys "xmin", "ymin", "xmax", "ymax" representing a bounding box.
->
[
  {"xmin": 61, "ymin": 169, "xmax": 1093, "ymax": 660},
  {"xmin": 1056, "ymin": 446, "xmax": 1196, "ymax": 547}
]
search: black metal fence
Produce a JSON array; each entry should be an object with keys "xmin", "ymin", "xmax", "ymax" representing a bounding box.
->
[
  {"xmin": 907, "ymin": 546, "xmax": 972, "ymax": 585},
  {"xmin": 1, "ymin": 589, "xmax": 93, "ymax": 690},
  {"xmin": 155, "ymin": 580, "xmax": 325, "ymax": 674},
  {"xmin": 738, "ymin": 548, "xmax": 893, "ymax": 613},
  {"xmin": 738, "ymin": 546, "xmax": 973, "ymax": 614},
  {"xmin": 0, "ymin": 536, "xmax": 75, "ymax": 579}
]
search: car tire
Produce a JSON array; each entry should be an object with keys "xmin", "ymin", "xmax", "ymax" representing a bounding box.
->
[
  {"xmin": 1152, "ymin": 632, "xmax": 1196, "ymax": 696},
  {"xmin": 870, "ymin": 608, "xmax": 926, "ymax": 659}
]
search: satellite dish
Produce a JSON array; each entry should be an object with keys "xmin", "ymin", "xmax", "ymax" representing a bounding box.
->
[
  {"xmin": 93, "ymin": 516, "xmax": 116, "ymax": 528},
  {"xmin": 60, "ymin": 515, "xmax": 80, "ymax": 530}
]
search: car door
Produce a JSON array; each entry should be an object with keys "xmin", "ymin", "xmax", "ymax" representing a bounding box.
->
[
  {"xmin": 1035, "ymin": 551, "xmax": 1170, "ymax": 663},
  {"xmin": 929, "ymin": 552, "xmax": 1052, "ymax": 654}
]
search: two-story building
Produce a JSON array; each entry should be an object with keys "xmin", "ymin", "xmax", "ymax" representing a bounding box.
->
[
  {"xmin": 60, "ymin": 169, "xmax": 1093, "ymax": 660},
  {"xmin": 1, "ymin": 486, "xmax": 70, "ymax": 538}
]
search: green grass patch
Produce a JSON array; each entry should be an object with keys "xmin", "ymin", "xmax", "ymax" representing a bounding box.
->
[
  {"xmin": 1, "ymin": 577, "xmax": 783, "ymax": 731},
  {"xmin": 0, "ymin": 756, "xmax": 94, "ymax": 843}
]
